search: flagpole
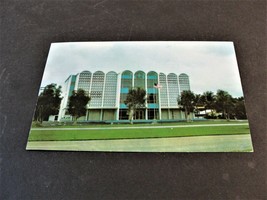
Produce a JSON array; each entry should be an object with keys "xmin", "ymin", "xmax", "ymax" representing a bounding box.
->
[
  {"xmin": 153, "ymin": 83, "xmax": 162, "ymax": 122},
  {"xmin": 154, "ymin": 87, "xmax": 156, "ymax": 120}
]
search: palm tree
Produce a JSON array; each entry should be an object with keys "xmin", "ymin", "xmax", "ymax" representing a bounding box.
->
[
  {"xmin": 193, "ymin": 94, "xmax": 203, "ymax": 117},
  {"xmin": 202, "ymin": 91, "xmax": 215, "ymax": 110},
  {"xmin": 178, "ymin": 90, "xmax": 195, "ymax": 122},
  {"xmin": 124, "ymin": 87, "xmax": 146, "ymax": 124},
  {"xmin": 215, "ymin": 90, "xmax": 233, "ymax": 120}
]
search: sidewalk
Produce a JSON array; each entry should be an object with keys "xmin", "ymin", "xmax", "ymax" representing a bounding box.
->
[{"xmin": 26, "ymin": 134, "xmax": 253, "ymax": 152}]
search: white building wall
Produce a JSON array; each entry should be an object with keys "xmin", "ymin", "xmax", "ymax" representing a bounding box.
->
[{"xmin": 58, "ymin": 75, "xmax": 76, "ymax": 121}]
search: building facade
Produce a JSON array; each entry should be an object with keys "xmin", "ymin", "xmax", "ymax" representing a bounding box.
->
[{"xmin": 58, "ymin": 70, "xmax": 191, "ymax": 121}]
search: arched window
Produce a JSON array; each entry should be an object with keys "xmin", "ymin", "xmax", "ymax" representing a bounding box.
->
[
  {"xmin": 167, "ymin": 73, "xmax": 179, "ymax": 107},
  {"xmin": 90, "ymin": 71, "xmax": 105, "ymax": 107},
  {"xmin": 120, "ymin": 70, "xmax": 133, "ymax": 104},
  {"xmin": 121, "ymin": 70, "xmax": 133, "ymax": 88},
  {"xmin": 159, "ymin": 72, "xmax": 168, "ymax": 107},
  {"xmin": 103, "ymin": 71, "xmax": 118, "ymax": 107},
  {"xmin": 147, "ymin": 71, "xmax": 158, "ymax": 104},
  {"xmin": 179, "ymin": 73, "xmax": 190, "ymax": 93},
  {"xmin": 134, "ymin": 71, "xmax": 145, "ymax": 89},
  {"xmin": 77, "ymin": 71, "xmax": 91, "ymax": 94}
]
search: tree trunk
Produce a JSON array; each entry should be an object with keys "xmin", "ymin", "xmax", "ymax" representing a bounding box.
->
[
  {"xmin": 73, "ymin": 116, "xmax": 77, "ymax": 125},
  {"xmin": 185, "ymin": 107, "xmax": 189, "ymax": 122},
  {"xmin": 37, "ymin": 107, "xmax": 43, "ymax": 123},
  {"xmin": 227, "ymin": 111, "xmax": 230, "ymax": 121},
  {"xmin": 223, "ymin": 108, "xmax": 229, "ymax": 121},
  {"xmin": 129, "ymin": 109, "xmax": 134, "ymax": 124},
  {"xmin": 188, "ymin": 111, "xmax": 191, "ymax": 122}
]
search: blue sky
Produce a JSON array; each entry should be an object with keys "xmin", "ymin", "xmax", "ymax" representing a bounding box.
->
[{"xmin": 41, "ymin": 41, "xmax": 244, "ymax": 97}]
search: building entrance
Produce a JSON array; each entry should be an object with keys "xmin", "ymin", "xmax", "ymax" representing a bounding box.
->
[
  {"xmin": 134, "ymin": 110, "xmax": 145, "ymax": 120},
  {"xmin": 147, "ymin": 109, "xmax": 159, "ymax": 120},
  {"xmin": 119, "ymin": 109, "xmax": 128, "ymax": 120}
]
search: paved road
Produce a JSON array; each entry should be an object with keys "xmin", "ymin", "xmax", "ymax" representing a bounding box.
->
[
  {"xmin": 26, "ymin": 134, "xmax": 253, "ymax": 152},
  {"xmin": 31, "ymin": 123, "xmax": 249, "ymax": 131}
]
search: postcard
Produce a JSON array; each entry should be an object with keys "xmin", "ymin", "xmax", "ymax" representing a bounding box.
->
[{"xmin": 26, "ymin": 41, "xmax": 253, "ymax": 152}]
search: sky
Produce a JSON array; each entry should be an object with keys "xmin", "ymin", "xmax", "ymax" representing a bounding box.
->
[{"xmin": 41, "ymin": 41, "xmax": 244, "ymax": 97}]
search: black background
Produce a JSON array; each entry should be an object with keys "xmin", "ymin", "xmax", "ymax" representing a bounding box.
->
[{"xmin": 0, "ymin": 1, "xmax": 266, "ymax": 199}]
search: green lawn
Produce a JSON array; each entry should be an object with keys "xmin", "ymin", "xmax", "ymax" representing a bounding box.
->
[
  {"xmin": 28, "ymin": 124, "xmax": 250, "ymax": 141},
  {"xmin": 31, "ymin": 120, "xmax": 249, "ymax": 128}
]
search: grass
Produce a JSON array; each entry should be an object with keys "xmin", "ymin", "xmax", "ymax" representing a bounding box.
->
[
  {"xmin": 31, "ymin": 120, "xmax": 249, "ymax": 128},
  {"xmin": 28, "ymin": 123, "xmax": 250, "ymax": 141}
]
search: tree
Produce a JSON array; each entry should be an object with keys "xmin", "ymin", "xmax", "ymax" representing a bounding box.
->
[
  {"xmin": 124, "ymin": 87, "xmax": 146, "ymax": 124},
  {"xmin": 202, "ymin": 91, "xmax": 215, "ymax": 110},
  {"xmin": 199, "ymin": 91, "xmax": 217, "ymax": 119},
  {"xmin": 178, "ymin": 90, "xmax": 196, "ymax": 122},
  {"xmin": 233, "ymin": 97, "xmax": 247, "ymax": 119},
  {"xmin": 34, "ymin": 84, "xmax": 62, "ymax": 123},
  {"xmin": 193, "ymin": 94, "xmax": 202, "ymax": 117},
  {"xmin": 68, "ymin": 89, "xmax": 91, "ymax": 124},
  {"xmin": 215, "ymin": 90, "xmax": 234, "ymax": 120}
]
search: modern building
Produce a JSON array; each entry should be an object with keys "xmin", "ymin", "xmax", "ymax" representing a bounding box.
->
[{"xmin": 58, "ymin": 70, "xmax": 191, "ymax": 121}]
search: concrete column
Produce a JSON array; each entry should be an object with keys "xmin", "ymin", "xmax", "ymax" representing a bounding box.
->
[
  {"xmin": 158, "ymin": 73, "xmax": 161, "ymax": 120},
  {"xmin": 89, "ymin": 73, "xmax": 93, "ymax": 94},
  {"xmin": 166, "ymin": 75, "xmax": 171, "ymax": 119},
  {"xmin": 74, "ymin": 73, "xmax": 80, "ymax": 91},
  {"xmin": 88, "ymin": 72, "xmax": 93, "ymax": 111},
  {"xmin": 101, "ymin": 72, "xmax": 106, "ymax": 108},
  {"xmin": 100, "ymin": 109, "xmax": 103, "ymax": 121},
  {"xmin": 86, "ymin": 109, "xmax": 89, "ymax": 121},
  {"xmin": 116, "ymin": 73, "xmax": 121, "ymax": 120},
  {"xmin": 58, "ymin": 75, "xmax": 73, "ymax": 121},
  {"xmin": 145, "ymin": 72, "xmax": 148, "ymax": 120}
]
